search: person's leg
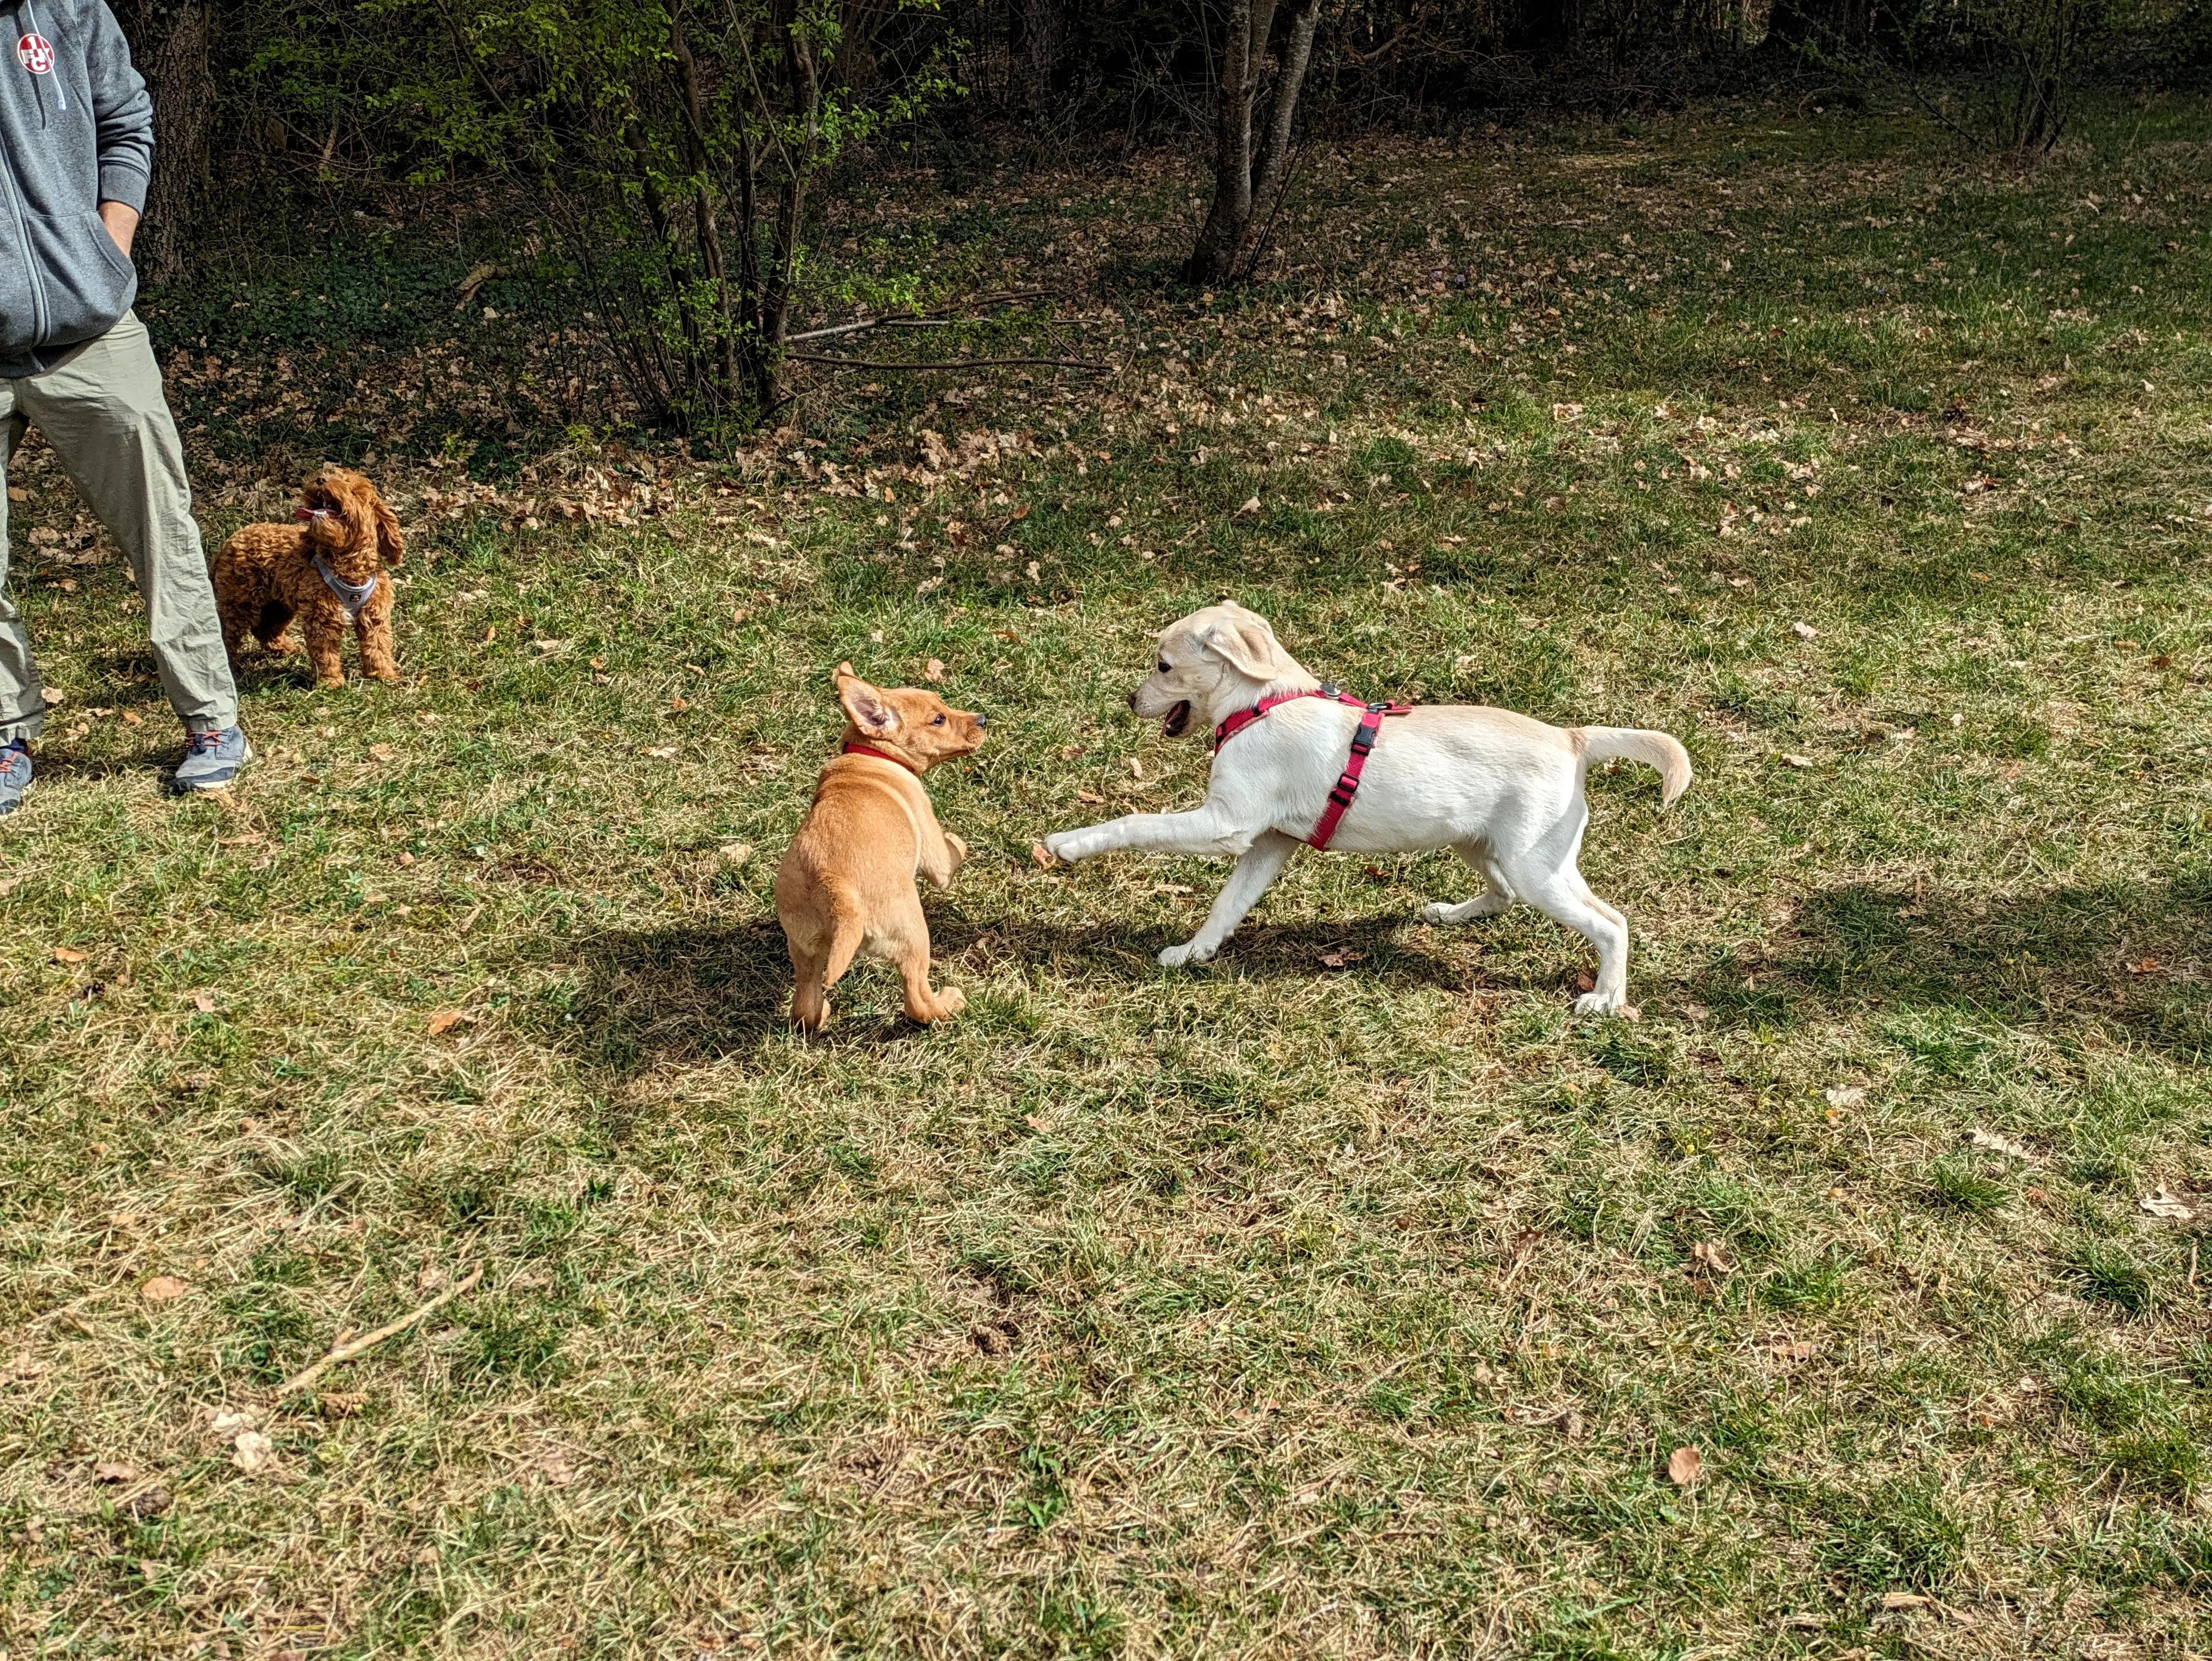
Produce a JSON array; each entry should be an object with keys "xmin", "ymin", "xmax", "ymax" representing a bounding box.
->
[
  {"xmin": 16, "ymin": 314, "xmax": 239, "ymax": 737},
  {"xmin": 0, "ymin": 388, "xmax": 48, "ymax": 746}
]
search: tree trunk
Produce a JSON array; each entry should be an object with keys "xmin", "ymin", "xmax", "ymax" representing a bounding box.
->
[
  {"xmin": 1184, "ymin": 0, "xmax": 1319, "ymax": 286},
  {"xmin": 1009, "ymin": 0, "xmax": 1069, "ymax": 110},
  {"xmin": 128, "ymin": 0, "xmax": 216, "ymax": 284},
  {"xmin": 1509, "ymin": 0, "xmax": 1580, "ymax": 53},
  {"xmin": 1763, "ymin": 0, "xmax": 1872, "ymax": 55}
]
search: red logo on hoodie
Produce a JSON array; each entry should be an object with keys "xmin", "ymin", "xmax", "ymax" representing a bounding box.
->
[{"xmin": 17, "ymin": 33, "xmax": 55, "ymax": 74}]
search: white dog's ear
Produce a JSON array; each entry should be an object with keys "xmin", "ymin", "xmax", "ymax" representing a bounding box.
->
[
  {"xmin": 1200, "ymin": 612, "xmax": 1283, "ymax": 680},
  {"xmin": 836, "ymin": 663, "xmax": 900, "ymax": 735}
]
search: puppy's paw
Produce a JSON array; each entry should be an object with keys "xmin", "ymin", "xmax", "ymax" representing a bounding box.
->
[
  {"xmin": 1158, "ymin": 941, "xmax": 1215, "ymax": 969},
  {"xmin": 1041, "ymin": 830, "xmax": 1085, "ymax": 864},
  {"xmin": 911, "ymin": 985, "xmax": 965, "ymax": 1024},
  {"xmin": 1572, "ymin": 991, "xmax": 1632, "ymax": 1017},
  {"xmin": 1419, "ymin": 901, "xmax": 1461, "ymax": 926}
]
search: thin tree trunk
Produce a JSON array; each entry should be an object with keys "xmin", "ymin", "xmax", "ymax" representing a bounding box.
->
[
  {"xmin": 666, "ymin": 4, "xmax": 740, "ymax": 416},
  {"xmin": 1187, "ymin": 0, "xmax": 1319, "ymax": 286},
  {"xmin": 1250, "ymin": 0, "xmax": 1321, "ymax": 214},
  {"xmin": 131, "ymin": 0, "xmax": 215, "ymax": 284},
  {"xmin": 1185, "ymin": 0, "xmax": 1256, "ymax": 284}
]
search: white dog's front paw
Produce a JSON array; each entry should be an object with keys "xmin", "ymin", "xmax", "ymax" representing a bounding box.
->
[
  {"xmin": 1420, "ymin": 901, "xmax": 1460, "ymax": 926},
  {"xmin": 1042, "ymin": 830, "xmax": 1092, "ymax": 864},
  {"xmin": 1573, "ymin": 990, "xmax": 1631, "ymax": 1017},
  {"xmin": 1158, "ymin": 941, "xmax": 1215, "ymax": 969}
]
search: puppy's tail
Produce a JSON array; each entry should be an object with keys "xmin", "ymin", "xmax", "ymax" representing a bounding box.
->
[
  {"xmin": 820, "ymin": 900, "xmax": 867, "ymax": 991},
  {"xmin": 1578, "ymin": 727, "xmax": 1693, "ymax": 809}
]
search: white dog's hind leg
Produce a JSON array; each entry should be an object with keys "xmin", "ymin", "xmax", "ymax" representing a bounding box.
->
[
  {"xmin": 1510, "ymin": 862, "xmax": 1633, "ymax": 1014},
  {"xmin": 1159, "ymin": 830, "xmax": 1300, "ymax": 967},
  {"xmin": 1421, "ymin": 843, "xmax": 1515, "ymax": 925}
]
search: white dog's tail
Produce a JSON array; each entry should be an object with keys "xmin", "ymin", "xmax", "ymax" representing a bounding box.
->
[{"xmin": 1578, "ymin": 727, "xmax": 1693, "ymax": 809}]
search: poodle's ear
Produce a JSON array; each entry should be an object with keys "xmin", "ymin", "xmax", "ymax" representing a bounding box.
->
[
  {"xmin": 1198, "ymin": 610, "xmax": 1283, "ymax": 681},
  {"xmin": 836, "ymin": 664, "xmax": 899, "ymax": 736},
  {"xmin": 370, "ymin": 488, "xmax": 405, "ymax": 568}
]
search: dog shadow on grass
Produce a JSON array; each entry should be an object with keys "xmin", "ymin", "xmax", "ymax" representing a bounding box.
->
[
  {"xmin": 1681, "ymin": 874, "xmax": 2210, "ymax": 1053},
  {"xmin": 559, "ymin": 903, "xmax": 1489, "ymax": 1080}
]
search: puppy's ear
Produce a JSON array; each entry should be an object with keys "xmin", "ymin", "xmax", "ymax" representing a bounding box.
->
[
  {"xmin": 837, "ymin": 666, "xmax": 900, "ymax": 736},
  {"xmin": 1200, "ymin": 612, "xmax": 1283, "ymax": 680},
  {"xmin": 370, "ymin": 488, "xmax": 405, "ymax": 568}
]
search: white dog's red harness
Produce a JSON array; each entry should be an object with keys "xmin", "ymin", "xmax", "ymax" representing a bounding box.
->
[{"xmin": 1214, "ymin": 686, "xmax": 1413, "ymax": 849}]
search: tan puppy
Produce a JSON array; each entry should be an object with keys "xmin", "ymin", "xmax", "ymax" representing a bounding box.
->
[{"xmin": 776, "ymin": 664, "xmax": 988, "ymax": 1031}]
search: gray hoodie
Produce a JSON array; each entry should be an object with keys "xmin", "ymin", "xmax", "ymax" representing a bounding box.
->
[{"xmin": 0, "ymin": 0, "xmax": 153, "ymax": 377}]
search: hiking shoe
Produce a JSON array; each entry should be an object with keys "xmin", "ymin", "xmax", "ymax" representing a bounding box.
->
[
  {"xmin": 0, "ymin": 739, "xmax": 29, "ymax": 815},
  {"xmin": 172, "ymin": 726, "xmax": 253, "ymax": 793}
]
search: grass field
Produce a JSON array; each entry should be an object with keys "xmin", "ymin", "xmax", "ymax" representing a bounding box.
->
[{"xmin": 3, "ymin": 97, "xmax": 2211, "ymax": 1659}]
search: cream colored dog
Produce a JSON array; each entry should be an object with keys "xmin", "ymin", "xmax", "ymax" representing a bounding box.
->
[
  {"xmin": 1040, "ymin": 602, "xmax": 1690, "ymax": 1014},
  {"xmin": 776, "ymin": 664, "xmax": 987, "ymax": 1031}
]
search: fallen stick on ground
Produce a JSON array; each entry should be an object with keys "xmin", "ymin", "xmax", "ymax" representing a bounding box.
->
[
  {"xmin": 788, "ymin": 354, "xmax": 1108, "ymax": 372},
  {"xmin": 273, "ymin": 1264, "xmax": 484, "ymax": 1398}
]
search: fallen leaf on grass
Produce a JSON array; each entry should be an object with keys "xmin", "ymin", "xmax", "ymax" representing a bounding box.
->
[
  {"xmin": 208, "ymin": 1409, "xmax": 259, "ymax": 1439},
  {"xmin": 1029, "ymin": 842, "xmax": 1057, "ymax": 868},
  {"xmin": 51, "ymin": 946, "xmax": 86, "ymax": 964},
  {"xmin": 139, "ymin": 1276, "xmax": 191, "ymax": 1304},
  {"xmin": 1575, "ymin": 969, "xmax": 1596, "ymax": 993},
  {"xmin": 120, "ymin": 1484, "xmax": 172, "ymax": 1518},
  {"xmin": 1824, "ymin": 1085, "xmax": 1867, "ymax": 1109},
  {"xmin": 1791, "ymin": 620, "xmax": 1819, "ymax": 640},
  {"xmin": 923, "ymin": 658, "xmax": 945, "ymax": 682},
  {"xmin": 425, "ymin": 1009, "xmax": 471, "ymax": 1037},
  {"xmin": 1781, "ymin": 753, "xmax": 1814, "ymax": 769},
  {"xmin": 1077, "ymin": 789, "xmax": 1105, "ymax": 804},
  {"xmin": 2138, "ymin": 1188, "xmax": 2196, "ymax": 1221},
  {"xmin": 368, "ymin": 743, "xmax": 395, "ymax": 762},
  {"xmin": 1317, "ymin": 948, "xmax": 1366, "ymax": 969},
  {"xmin": 2124, "ymin": 956, "xmax": 2160, "ymax": 975},
  {"xmin": 231, "ymin": 1430, "xmax": 275, "ymax": 1474},
  {"xmin": 1968, "ymin": 1128, "xmax": 2031, "ymax": 1160},
  {"xmin": 1690, "ymin": 1240, "xmax": 1734, "ymax": 1275},
  {"xmin": 1234, "ymin": 496, "xmax": 1261, "ymax": 517},
  {"xmin": 1880, "ymin": 1591, "xmax": 1934, "ymax": 1611},
  {"xmin": 318, "ymin": 1392, "xmax": 365, "ymax": 1418},
  {"xmin": 190, "ymin": 989, "xmax": 216, "ymax": 1013},
  {"xmin": 1667, "ymin": 1445, "xmax": 1704, "ymax": 1485},
  {"xmin": 93, "ymin": 1461, "xmax": 139, "ymax": 1484},
  {"xmin": 644, "ymin": 746, "xmax": 679, "ymax": 760},
  {"xmin": 719, "ymin": 843, "xmax": 752, "ymax": 864}
]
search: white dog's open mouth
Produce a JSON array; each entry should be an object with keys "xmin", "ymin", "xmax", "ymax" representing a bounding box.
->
[{"xmin": 1161, "ymin": 700, "xmax": 1191, "ymax": 738}]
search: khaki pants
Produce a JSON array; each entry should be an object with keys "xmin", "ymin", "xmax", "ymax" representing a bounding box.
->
[{"xmin": 0, "ymin": 312, "xmax": 237, "ymax": 742}]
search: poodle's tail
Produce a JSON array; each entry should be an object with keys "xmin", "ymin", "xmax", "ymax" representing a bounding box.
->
[{"xmin": 1578, "ymin": 726, "xmax": 1693, "ymax": 809}]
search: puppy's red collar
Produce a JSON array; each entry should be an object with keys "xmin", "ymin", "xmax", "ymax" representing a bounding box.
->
[
  {"xmin": 842, "ymin": 742, "xmax": 921, "ymax": 774},
  {"xmin": 1211, "ymin": 685, "xmax": 1413, "ymax": 851}
]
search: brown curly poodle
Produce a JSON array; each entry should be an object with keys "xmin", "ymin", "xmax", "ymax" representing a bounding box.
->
[{"xmin": 211, "ymin": 466, "xmax": 405, "ymax": 687}]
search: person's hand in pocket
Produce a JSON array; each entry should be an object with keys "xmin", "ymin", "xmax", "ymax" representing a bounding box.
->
[{"xmin": 99, "ymin": 201, "xmax": 139, "ymax": 258}]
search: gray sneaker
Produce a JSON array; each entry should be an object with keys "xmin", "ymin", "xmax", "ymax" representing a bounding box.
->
[
  {"xmin": 172, "ymin": 726, "xmax": 253, "ymax": 793},
  {"xmin": 0, "ymin": 739, "xmax": 29, "ymax": 815}
]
